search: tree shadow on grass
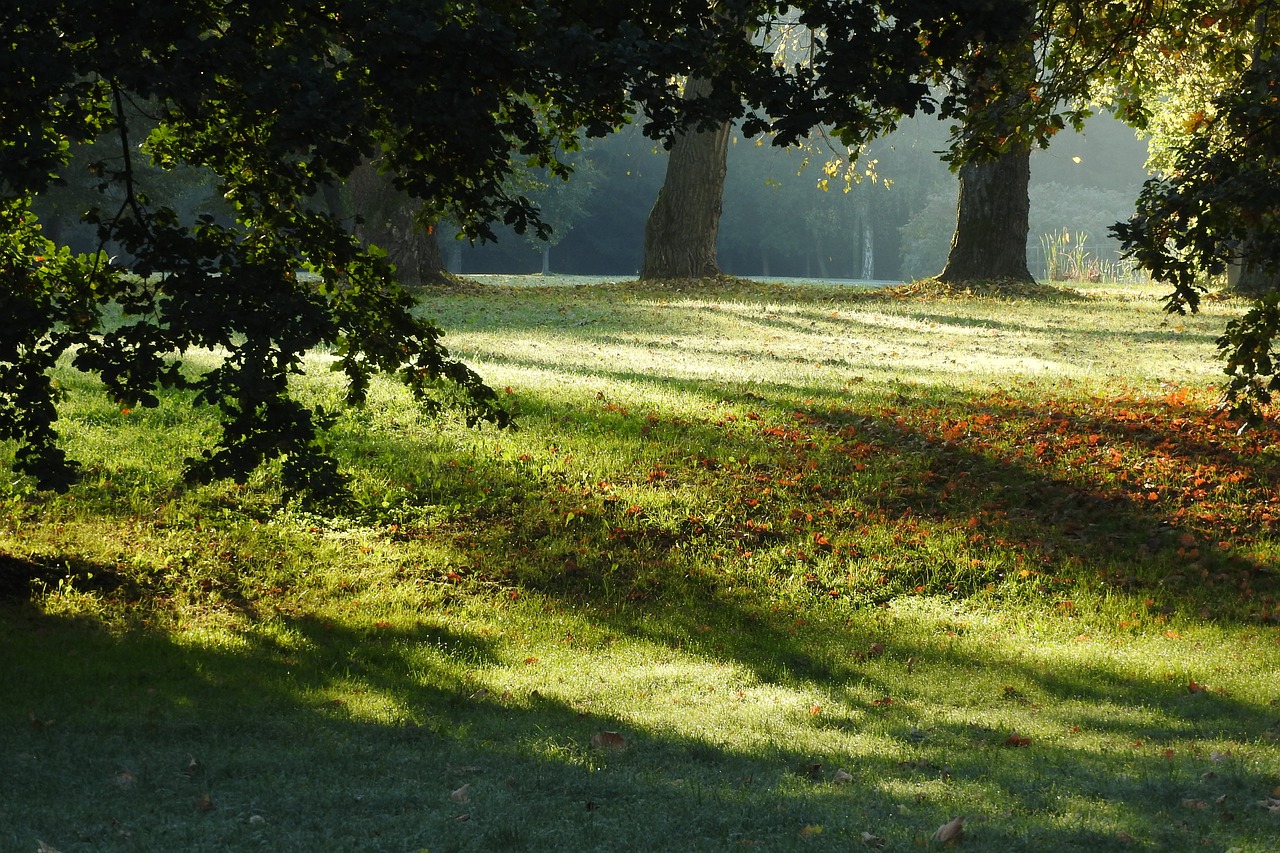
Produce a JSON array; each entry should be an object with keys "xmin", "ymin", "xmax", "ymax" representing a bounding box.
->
[{"xmin": 3, "ymin": 602, "xmax": 1277, "ymax": 852}]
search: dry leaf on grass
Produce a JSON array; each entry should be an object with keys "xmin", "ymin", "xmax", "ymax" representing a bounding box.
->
[
  {"xmin": 194, "ymin": 793, "xmax": 215, "ymax": 812},
  {"xmin": 861, "ymin": 830, "xmax": 886, "ymax": 848},
  {"xmin": 933, "ymin": 816, "xmax": 964, "ymax": 846},
  {"xmin": 36, "ymin": 842, "xmax": 62, "ymax": 853},
  {"xmin": 832, "ymin": 768, "xmax": 854, "ymax": 784},
  {"xmin": 589, "ymin": 731, "xmax": 627, "ymax": 751},
  {"xmin": 450, "ymin": 783, "xmax": 471, "ymax": 803}
]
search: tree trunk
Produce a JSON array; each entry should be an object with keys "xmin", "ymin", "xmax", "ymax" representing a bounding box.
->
[
  {"xmin": 937, "ymin": 142, "xmax": 1034, "ymax": 284},
  {"xmin": 348, "ymin": 161, "xmax": 449, "ymax": 286},
  {"xmin": 1228, "ymin": 235, "xmax": 1280, "ymax": 296},
  {"xmin": 861, "ymin": 220, "xmax": 875, "ymax": 279},
  {"xmin": 640, "ymin": 76, "xmax": 731, "ymax": 280}
]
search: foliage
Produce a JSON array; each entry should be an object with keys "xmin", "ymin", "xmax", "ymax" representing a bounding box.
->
[
  {"xmin": 1114, "ymin": 51, "xmax": 1280, "ymax": 421},
  {"xmin": 1, "ymin": 0, "xmax": 1046, "ymax": 500}
]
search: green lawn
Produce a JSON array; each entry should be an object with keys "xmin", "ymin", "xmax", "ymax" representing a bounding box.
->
[{"xmin": 2, "ymin": 277, "xmax": 1279, "ymax": 852}]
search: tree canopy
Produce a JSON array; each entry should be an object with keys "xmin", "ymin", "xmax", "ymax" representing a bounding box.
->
[{"xmin": 1, "ymin": 0, "xmax": 1063, "ymax": 500}]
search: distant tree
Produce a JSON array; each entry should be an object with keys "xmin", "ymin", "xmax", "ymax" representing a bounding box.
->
[
  {"xmin": 517, "ymin": 146, "xmax": 600, "ymax": 275},
  {"xmin": 638, "ymin": 0, "xmax": 1043, "ymax": 282}
]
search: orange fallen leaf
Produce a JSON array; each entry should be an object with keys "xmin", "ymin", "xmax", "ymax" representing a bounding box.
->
[
  {"xmin": 1004, "ymin": 733, "xmax": 1031, "ymax": 747},
  {"xmin": 933, "ymin": 815, "xmax": 964, "ymax": 845},
  {"xmin": 590, "ymin": 731, "xmax": 627, "ymax": 750}
]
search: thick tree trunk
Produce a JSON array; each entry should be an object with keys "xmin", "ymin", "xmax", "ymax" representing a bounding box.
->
[
  {"xmin": 937, "ymin": 142, "xmax": 1034, "ymax": 283},
  {"xmin": 348, "ymin": 162, "xmax": 449, "ymax": 286},
  {"xmin": 640, "ymin": 77, "xmax": 731, "ymax": 280},
  {"xmin": 1228, "ymin": 234, "xmax": 1280, "ymax": 296}
]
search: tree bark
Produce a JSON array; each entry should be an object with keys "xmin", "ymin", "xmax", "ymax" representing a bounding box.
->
[
  {"xmin": 348, "ymin": 161, "xmax": 449, "ymax": 286},
  {"xmin": 640, "ymin": 76, "xmax": 731, "ymax": 280},
  {"xmin": 937, "ymin": 142, "xmax": 1034, "ymax": 284},
  {"xmin": 1228, "ymin": 236, "xmax": 1280, "ymax": 296}
]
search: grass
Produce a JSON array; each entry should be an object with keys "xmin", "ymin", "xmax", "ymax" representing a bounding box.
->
[{"xmin": 3, "ymin": 276, "xmax": 1280, "ymax": 852}]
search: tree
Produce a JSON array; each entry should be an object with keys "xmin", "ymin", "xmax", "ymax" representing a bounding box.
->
[
  {"xmin": 641, "ymin": 77, "xmax": 733, "ymax": 280},
  {"xmin": 517, "ymin": 146, "xmax": 600, "ymax": 275},
  {"xmin": 346, "ymin": 162, "xmax": 449, "ymax": 287},
  {"xmin": 2, "ymin": 0, "xmax": 1036, "ymax": 499},
  {"xmin": 0, "ymin": 0, "xmax": 760, "ymax": 498},
  {"xmin": 1115, "ymin": 48, "xmax": 1280, "ymax": 419}
]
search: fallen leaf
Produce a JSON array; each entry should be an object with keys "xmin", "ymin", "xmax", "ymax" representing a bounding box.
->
[
  {"xmin": 589, "ymin": 731, "xmax": 627, "ymax": 750},
  {"xmin": 1004, "ymin": 733, "xmax": 1031, "ymax": 747},
  {"xmin": 1115, "ymin": 831, "xmax": 1136, "ymax": 843},
  {"xmin": 933, "ymin": 815, "xmax": 964, "ymax": 846},
  {"xmin": 454, "ymin": 813, "xmax": 471, "ymax": 822},
  {"xmin": 832, "ymin": 768, "xmax": 854, "ymax": 784},
  {"xmin": 861, "ymin": 830, "xmax": 886, "ymax": 848},
  {"xmin": 28, "ymin": 712, "xmax": 55, "ymax": 730},
  {"xmin": 797, "ymin": 762, "xmax": 823, "ymax": 780},
  {"xmin": 194, "ymin": 793, "xmax": 215, "ymax": 812},
  {"xmin": 112, "ymin": 770, "xmax": 137, "ymax": 789},
  {"xmin": 799, "ymin": 824, "xmax": 823, "ymax": 837},
  {"xmin": 1182, "ymin": 798, "xmax": 1207, "ymax": 810},
  {"xmin": 450, "ymin": 783, "xmax": 471, "ymax": 803},
  {"xmin": 36, "ymin": 842, "xmax": 62, "ymax": 853},
  {"xmin": 1187, "ymin": 679, "xmax": 1206, "ymax": 693}
]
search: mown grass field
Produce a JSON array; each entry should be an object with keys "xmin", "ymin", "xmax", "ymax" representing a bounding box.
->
[{"xmin": 3, "ymin": 276, "xmax": 1279, "ymax": 852}]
